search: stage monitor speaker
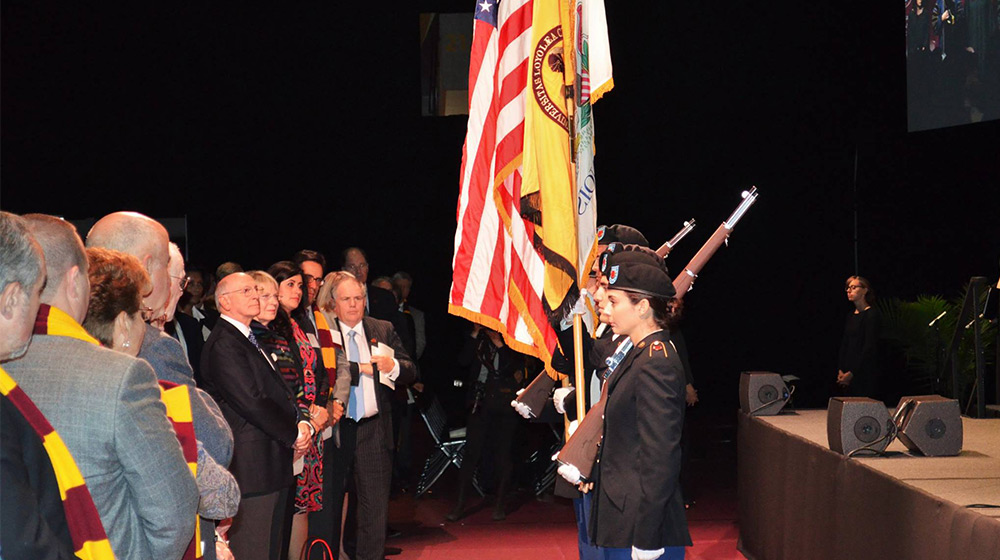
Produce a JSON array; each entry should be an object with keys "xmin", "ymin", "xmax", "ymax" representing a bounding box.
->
[
  {"xmin": 739, "ymin": 372, "xmax": 789, "ymax": 416},
  {"xmin": 827, "ymin": 397, "xmax": 893, "ymax": 455},
  {"xmin": 895, "ymin": 395, "xmax": 963, "ymax": 456}
]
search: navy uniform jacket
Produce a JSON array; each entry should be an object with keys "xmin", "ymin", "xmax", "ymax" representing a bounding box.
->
[{"xmin": 591, "ymin": 331, "xmax": 692, "ymax": 550}]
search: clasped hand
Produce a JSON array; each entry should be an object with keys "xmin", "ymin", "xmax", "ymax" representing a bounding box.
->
[
  {"xmin": 309, "ymin": 403, "xmax": 329, "ymax": 432},
  {"xmin": 293, "ymin": 423, "xmax": 312, "ymax": 454},
  {"xmin": 360, "ymin": 355, "xmax": 395, "ymax": 377}
]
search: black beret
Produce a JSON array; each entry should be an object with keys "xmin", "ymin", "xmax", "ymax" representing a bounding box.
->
[
  {"xmin": 601, "ymin": 248, "xmax": 675, "ymax": 298},
  {"xmin": 596, "ymin": 224, "xmax": 649, "ymax": 247},
  {"xmin": 598, "ymin": 244, "xmax": 667, "ymax": 276}
]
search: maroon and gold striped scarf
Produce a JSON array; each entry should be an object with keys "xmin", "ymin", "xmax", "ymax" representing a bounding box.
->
[
  {"xmin": 314, "ymin": 309, "xmax": 341, "ymax": 390},
  {"xmin": 0, "ymin": 364, "xmax": 115, "ymax": 559}
]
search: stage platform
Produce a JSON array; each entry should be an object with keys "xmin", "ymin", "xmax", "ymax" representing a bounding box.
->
[{"xmin": 738, "ymin": 409, "xmax": 1000, "ymax": 560}]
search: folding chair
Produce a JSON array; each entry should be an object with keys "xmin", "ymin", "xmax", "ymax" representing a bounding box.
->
[{"xmin": 414, "ymin": 396, "xmax": 484, "ymax": 498}]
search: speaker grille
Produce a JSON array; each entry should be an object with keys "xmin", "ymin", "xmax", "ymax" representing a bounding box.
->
[
  {"xmin": 758, "ymin": 384, "xmax": 778, "ymax": 403},
  {"xmin": 853, "ymin": 416, "xmax": 881, "ymax": 443},
  {"xmin": 925, "ymin": 418, "xmax": 946, "ymax": 440}
]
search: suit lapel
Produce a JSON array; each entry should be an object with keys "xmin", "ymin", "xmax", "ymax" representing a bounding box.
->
[
  {"xmin": 361, "ymin": 317, "xmax": 381, "ymax": 348},
  {"xmin": 226, "ymin": 321, "xmax": 290, "ymax": 395}
]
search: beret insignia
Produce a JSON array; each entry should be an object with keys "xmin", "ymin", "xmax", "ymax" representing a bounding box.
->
[{"xmin": 609, "ymin": 265, "xmax": 619, "ymax": 285}]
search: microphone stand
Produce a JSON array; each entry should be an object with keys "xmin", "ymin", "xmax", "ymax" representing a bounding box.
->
[{"xmin": 928, "ymin": 311, "xmax": 947, "ymax": 395}]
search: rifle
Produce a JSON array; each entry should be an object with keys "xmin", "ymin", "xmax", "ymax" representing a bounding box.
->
[
  {"xmin": 655, "ymin": 219, "xmax": 697, "ymax": 258},
  {"xmin": 555, "ymin": 187, "xmax": 759, "ymax": 484},
  {"xmin": 673, "ymin": 187, "xmax": 757, "ymax": 296},
  {"xmin": 511, "ymin": 370, "xmax": 557, "ymax": 419},
  {"xmin": 512, "ymin": 219, "xmax": 699, "ymax": 418}
]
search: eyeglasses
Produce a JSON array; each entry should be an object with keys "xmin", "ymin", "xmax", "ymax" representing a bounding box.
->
[
  {"xmin": 258, "ymin": 293, "xmax": 279, "ymax": 302},
  {"xmin": 303, "ymin": 275, "xmax": 325, "ymax": 287},
  {"xmin": 220, "ymin": 286, "xmax": 259, "ymax": 299},
  {"xmin": 346, "ymin": 263, "xmax": 369, "ymax": 271},
  {"xmin": 171, "ymin": 275, "xmax": 190, "ymax": 291},
  {"xmin": 846, "ymin": 285, "xmax": 865, "ymax": 292}
]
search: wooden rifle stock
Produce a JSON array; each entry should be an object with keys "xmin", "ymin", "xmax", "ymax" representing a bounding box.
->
[
  {"xmin": 556, "ymin": 188, "xmax": 759, "ymax": 482},
  {"xmin": 555, "ymin": 387, "xmax": 607, "ymax": 482},
  {"xmin": 515, "ymin": 371, "xmax": 557, "ymax": 418},
  {"xmin": 654, "ymin": 219, "xmax": 697, "ymax": 258}
]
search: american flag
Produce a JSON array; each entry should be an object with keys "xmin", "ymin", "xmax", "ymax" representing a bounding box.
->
[{"xmin": 450, "ymin": 0, "xmax": 559, "ymax": 365}]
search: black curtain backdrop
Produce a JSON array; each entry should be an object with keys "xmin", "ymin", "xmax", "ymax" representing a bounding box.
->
[{"xmin": 3, "ymin": 1, "xmax": 998, "ymax": 410}]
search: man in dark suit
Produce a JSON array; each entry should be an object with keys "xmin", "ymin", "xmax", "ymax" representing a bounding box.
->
[
  {"xmin": 326, "ymin": 272, "xmax": 416, "ymax": 560},
  {"xmin": 201, "ymin": 272, "xmax": 314, "ymax": 560}
]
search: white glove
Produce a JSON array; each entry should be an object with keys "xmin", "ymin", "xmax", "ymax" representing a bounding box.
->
[
  {"xmin": 566, "ymin": 419, "xmax": 579, "ymax": 437},
  {"xmin": 553, "ymin": 387, "xmax": 574, "ymax": 414},
  {"xmin": 632, "ymin": 547, "xmax": 665, "ymax": 560},
  {"xmin": 510, "ymin": 389, "xmax": 533, "ymax": 419},
  {"xmin": 557, "ymin": 463, "xmax": 582, "ymax": 485}
]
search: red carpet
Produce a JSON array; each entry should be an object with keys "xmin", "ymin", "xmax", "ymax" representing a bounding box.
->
[{"xmin": 387, "ymin": 410, "xmax": 743, "ymax": 560}]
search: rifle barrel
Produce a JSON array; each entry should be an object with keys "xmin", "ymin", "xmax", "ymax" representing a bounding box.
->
[
  {"xmin": 724, "ymin": 186, "xmax": 758, "ymax": 229},
  {"xmin": 655, "ymin": 219, "xmax": 697, "ymax": 258}
]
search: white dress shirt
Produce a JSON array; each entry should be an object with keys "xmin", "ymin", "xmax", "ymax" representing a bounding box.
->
[
  {"xmin": 220, "ymin": 314, "xmax": 275, "ymax": 370},
  {"xmin": 192, "ymin": 305, "xmax": 213, "ymax": 341},
  {"xmin": 339, "ymin": 320, "xmax": 400, "ymax": 419}
]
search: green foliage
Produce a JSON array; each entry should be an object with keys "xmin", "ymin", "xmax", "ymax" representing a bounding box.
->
[{"xmin": 877, "ymin": 287, "xmax": 996, "ymax": 407}]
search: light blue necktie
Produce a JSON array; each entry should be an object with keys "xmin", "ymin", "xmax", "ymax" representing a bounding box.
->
[{"xmin": 347, "ymin": 330, "xmax": 366, "ymax": 420}]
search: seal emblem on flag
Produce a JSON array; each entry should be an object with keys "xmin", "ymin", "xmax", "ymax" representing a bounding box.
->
[
  {"xmin": 531, "ymin": 26, "xmax": 569, "ymax": 131},
  {"xmin": 609, "ymin": 265, "xmax": 619, "ymax": 285}
]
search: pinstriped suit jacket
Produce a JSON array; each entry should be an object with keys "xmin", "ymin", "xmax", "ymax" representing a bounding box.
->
[{"xmin": 329, "ymin": 316, "xmax": 417, "ymax": 451}]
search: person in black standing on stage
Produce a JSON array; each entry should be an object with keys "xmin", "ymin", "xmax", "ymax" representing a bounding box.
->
[
  {"xmin": 447, "ymin": 323, "xmax": 536, "ymax": 522},
  {"xmin": 837, "ymin": 276, "xmax": 882, "ymax": 399},
  {"xmin": 587, "ymin": 248, "xmax": 691, "ymax": 560}
]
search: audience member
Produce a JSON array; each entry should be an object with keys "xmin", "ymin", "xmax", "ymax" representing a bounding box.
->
[
  {"xmin": 87, "ymin": 213, "xmax": 234, "ymax": 467},
  {"xmin": 1, "ymin": 211, "xmax": 112, "ymax": 559},
  {"xmin": 310, "ymin": 271, "xmax": 357, "ymax": 554},
  {"xmin": 267, "ymin": 261, "xmax": 331, "ymax": 559},
  {"xmin": 165, "ymin": 244, "xmax": 207, "ymax": 380},
  {"xmin": 201, "ymin": 272, "xmax": 313, "ymax": 560},
  {"xmin": 216, "ymin": 261, "xmax": 244, "ymax": 280},
  {"xmin": 293, "ymin": 248, "xmax": 326, "ymax": 332},
  {"xmin": 447, "ymin": 324, "xmax": 532, "ymax": 521},
  {"xmin": 322, "ymin": 271, "xmax": 417, "ymax": 560},
  {"xmin": 8, "ymin": 213, "xmax": 198, "ymax": 559},
  {"xmin": 85, "ymin": 247, "xmax": 240, "ymax": 560},
  {"xmin": 179, "ymin": 265, "xmax": 219, "ymax": 344},
  {"xmin": 392, "ymin": 271, "xmax": 426, "ymax": 360}
]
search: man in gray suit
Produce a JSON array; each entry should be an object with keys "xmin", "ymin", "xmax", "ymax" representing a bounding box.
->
[
  {"xmin": 86, "ymin": 213, "xmax": 233, "ymax": 461},
  {"xmin": 87, "ymin": 212, "xmax": 235, "ymax": 560},
  {"xmin": 6, "ymin": 213, "xmax": 199, "ymax": 560},
  {"xmin": 326, "ymin": 272, "xmax": 417, "ymax": 560}
]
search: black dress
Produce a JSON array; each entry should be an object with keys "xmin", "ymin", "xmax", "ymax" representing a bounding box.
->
[{"xmin": 837, "ymin": 307, "xmax": 882, "ymax": 399}]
